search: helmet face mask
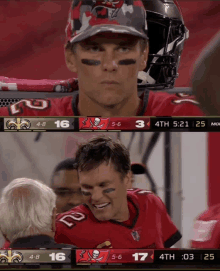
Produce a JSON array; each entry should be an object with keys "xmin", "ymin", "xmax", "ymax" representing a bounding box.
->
[{"xmin": 138, "ymin": 0, "xmax": 189, "ymax": 90}]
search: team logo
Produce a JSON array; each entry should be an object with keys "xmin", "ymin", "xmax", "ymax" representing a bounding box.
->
[
  {"xmin": 76, "ymin": 249, "xmax": 110, "ymax": 263},
  {"xmin": 131, "ymin": 230, "xmax": 140, "ymax": 242},
  {"xmin": 93, "ymin": 0, "xmax": 122, "ymax": 8},
  {"xmin": 79, "ymin": 117, "xmax": 110, "ymax": 130},
  {"xmin": 0, "ymin": 250, "xmax": 23, "ymax": 263},
  {"xmin": 6, "ymin": 118, "xmax": 31, "ymax": 130},
  {"xmin": 92, "ymin": 0, "xmax": 124, "ymax": 18}
]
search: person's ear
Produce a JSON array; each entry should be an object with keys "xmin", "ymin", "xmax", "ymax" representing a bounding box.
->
[
  {"xmin": 65, "ymin": 48, "xmax": 78, "ymax": 73},
  {"xmin": 139, "ymin": 43, "xmax": 149, "ymax": 71},
  {"xmin": 124, "ymin": 171, "xmax": 133, "ymax": 189}
]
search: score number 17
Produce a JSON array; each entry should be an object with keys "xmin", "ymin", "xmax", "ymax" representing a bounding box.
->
[{"xmin": 132, "ymin": 252, "xmax": 148, "ymax": 261}]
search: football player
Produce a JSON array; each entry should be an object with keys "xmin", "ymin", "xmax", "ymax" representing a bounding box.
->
[
  {"xmin": 190, "ymin": 204, "xmax": 220, "ymax": 248},
  {"xmin": 55, "ymin": 135, "xmax": 182, "ymax": 248},
  {"xmin": 51, "ymin": 158, "xmax": 84, "ymax": 213},
  {"xmin": 0, "ymin": 0, "xmax": 203, "ymax": 117}
]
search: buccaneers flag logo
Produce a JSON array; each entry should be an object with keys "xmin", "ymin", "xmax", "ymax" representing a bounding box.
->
[
  {"xmin": 93, "ymin": 0, "xmax": 123, "ymax": 9},
  {"xmin": 76, "ymin": 249, "xmax": 110, "ymax": 263},
  {"xmin": 79, "ymin": 117, "xmax": 110, "ymax": 130}
]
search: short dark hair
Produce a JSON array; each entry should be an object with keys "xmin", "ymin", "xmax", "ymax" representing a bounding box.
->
[
  {"xmin": 75, "ymin": 135, "xmax": 131, "ymax": 179},
  {"xmin": 51, "ymin": 158, "xmax": 77, "ymax": 186}
]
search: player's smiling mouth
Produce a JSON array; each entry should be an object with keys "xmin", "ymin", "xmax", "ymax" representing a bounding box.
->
[{"xmin": 93, "ymin": 203, "xmax": 110, "ymax": 209}]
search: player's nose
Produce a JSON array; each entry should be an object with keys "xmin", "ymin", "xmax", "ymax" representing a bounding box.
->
[
  {"xmin": 68, "ymin": 195, "xmax": 83, "ymax": 206},
  {"xmin": 102, "ymin": 50, "xmax": 118, "ymax": 72},
  {"xmin": 91, "ymin": 188, "xmax": 103, "ymax": 202}
]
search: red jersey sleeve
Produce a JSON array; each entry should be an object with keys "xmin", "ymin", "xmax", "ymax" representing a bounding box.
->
[
  {"xmin": 153, "ymin": 194, "xmax": 182, "ymax": 247},
  {"xmin": 131, "ymin": 189, "xmax": 182, "ymax": 248},
  {"xmin": 0, "ymin": 96, "xmax": 74, "ymax": 116},
  {"xmin": 145, "ymin": 91, "xmax": 204, "ymax": 116}
]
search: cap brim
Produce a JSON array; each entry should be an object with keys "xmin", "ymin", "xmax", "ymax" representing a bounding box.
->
[
  {"xmin": 131, "ymin": 163, "xmax": 146, "ymax": 174},
  {"xmin": 70, "ymin": 25, "xmax": 148, "ymax": 44}
]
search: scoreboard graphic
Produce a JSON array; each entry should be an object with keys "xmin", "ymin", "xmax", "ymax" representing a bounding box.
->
[
  {"xmin": 0, "ymin": 249, "xmax": 220, "ymax": 266},
  {"xmin": 76, "ymin": 249, "xmax": 154, "ymax": 264},
  {"xmin": 0, "ymin": 249, "xmax": 71, "ymax": 264},
  {"xmin": 0, "ymin": 117, "xmax": 219, "ymax": 132}
]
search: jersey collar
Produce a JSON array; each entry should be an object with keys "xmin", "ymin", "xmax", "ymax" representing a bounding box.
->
[{"xmin": 71, "ymin": 89, "xmax": 150, "ymax": 117}]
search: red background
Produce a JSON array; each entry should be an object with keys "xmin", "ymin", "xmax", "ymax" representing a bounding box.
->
[{"xmin": 1, "ymin": 1, "xmax": 220, "ymax": 85}]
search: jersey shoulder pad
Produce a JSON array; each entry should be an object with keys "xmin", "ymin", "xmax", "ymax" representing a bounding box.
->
[
  {"xmin": 128, "ymin": 188, "xmax": 167, "ymax": 212},
  {"xmin": 56, "ymin": 205, "xmax": 90, "ymax": 229},
  {"xmin": 4, "ymin": 96, "xmax": 74, "ymax": 116},
  {"xmin": 127, "ymin": 188, "xmax": 154, "ymax": 203},
  {"xmin": 145, "ymin": 91, "xmax": 204, "ymax": 116}
]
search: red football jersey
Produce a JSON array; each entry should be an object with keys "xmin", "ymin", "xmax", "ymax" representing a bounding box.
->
[
  {"xmin": 0, "ymin": 91, "xmax": 204, "ymax": 116},
  {"xmin": 190, "ymin": 204, "xmax": 220, "ymax": 248},
  {"xmin": 55, "ymin": 188, "xmax": 181, "ymax": 248}
]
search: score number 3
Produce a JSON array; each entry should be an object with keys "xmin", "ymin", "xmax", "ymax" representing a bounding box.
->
[
  {"xmin": 135, "ymin": 120, "xmax": 145, "ymax": 128},
  {"xmin": 132, "ymin": 252, "xmax": 148, "ymax": 261}
]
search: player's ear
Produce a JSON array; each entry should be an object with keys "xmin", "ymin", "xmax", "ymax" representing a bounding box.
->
[
  {"xmin": 65, "ymin": 48, "xmax": 78, "ymax": 73},
  {"xmin": 124, "ymin": 171, "xmax": 133, "ymax": 189},
  {"xmin": 139, "ymin": 42, "xmax": 149, "ymax": 71}
]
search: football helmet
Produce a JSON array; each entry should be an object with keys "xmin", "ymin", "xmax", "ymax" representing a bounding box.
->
[{"xmin": 138, "ymin": 0, "xmax": 189, "ymax": 90}]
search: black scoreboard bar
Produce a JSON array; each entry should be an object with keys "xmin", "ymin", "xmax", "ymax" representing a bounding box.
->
[
  {"xmin": 2, "ymin": 117, "xmax": 220, "ymax": 131},
  {"xmin": 1, "ymin": 249, "xmax": 220, "ymax": 266},
  {"xmin": 154, "ymin": 250, "xmax": 220, "ymax": 264}
]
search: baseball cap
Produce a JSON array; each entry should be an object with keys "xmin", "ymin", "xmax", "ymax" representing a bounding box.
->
[
  {"xmin": 131, "ymin": 162, "xmax": 146, "ymax": 174},
  {"xmin": 66, "ymin": 0, "xmax": 148, "ymax": 44}
]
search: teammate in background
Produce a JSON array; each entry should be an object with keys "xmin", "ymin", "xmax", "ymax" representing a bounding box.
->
[
  {"xmin": 190, "ymin": 203, "xmax": 220, "ymax": 248},
  {"xmin": 51, "ymin": 158, "xmax": 83, "ymax": 213},
  {"xmin": 0, "ymin": 0, "xmax": 203, "ymax": 117},
  {"xmin": 55, "ymin": 135, "xmax": 182, "ymax": 248},
  {"xmin": 0, "ymin": 178, "xmax": 76, "ymax": 249},
  {"xmin": 192, "ymin": 31, "xmax": 220, "ymax": 116},
  {"xmin": 127, "ymin": 162, "xmax": 147, "ymax": 189}
]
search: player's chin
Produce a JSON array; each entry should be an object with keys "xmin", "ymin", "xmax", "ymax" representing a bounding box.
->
[
  {"xmin": 90, "ymin": 205, "xmax": 112, "ymax": 221},
  {"xmin": 94, "ymin": 213, "xmax": 112, "ymax": 221},
  {"xmin": 100, "ymin": 96, "xmax": 126, "ymax": 108}
]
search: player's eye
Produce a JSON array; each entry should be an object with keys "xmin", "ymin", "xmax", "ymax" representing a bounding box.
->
[
  {"xmin": 55, "ymin": 191, "xmax": 74, "ymax": 197},
  {"xmin": 118, "ymin": 47, "xmax": 130, "ymax": 53},
  {"xmin": 103, "ymin": 188, "xmax": 115, "ymax": 194},
  {"xmin": 87, "ymin": 46, "xmax": 101, "ymax": 53},
  {"xmin": 81, "ymin": 190, "xmax": 91, "ymax": 196},
  {"xmin": 55, "ymin": 191, "xmax": 69, "ymax": 197}
]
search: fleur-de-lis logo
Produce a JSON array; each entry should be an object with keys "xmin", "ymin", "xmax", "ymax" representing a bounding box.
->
[
  {"xmin": 0, "ymin": 250, "xmax": 23, "ymax": 263},
  {"xmin": 6, "ymin": 118, "xmax": 31, "ymax": 130}
]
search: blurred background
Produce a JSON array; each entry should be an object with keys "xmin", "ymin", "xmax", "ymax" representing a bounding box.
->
[
  {"xmin": 0, "ymin": 131, "xmax": 219, "ymax": 248},
  {"xmin": 1, "ymin": 0, "xmax": 220, "ymax": 86}
]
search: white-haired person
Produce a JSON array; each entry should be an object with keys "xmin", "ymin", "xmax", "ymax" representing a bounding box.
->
[{"xmin": 0, "ymin": 178, "xmax": 76, "ymax": 249}]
